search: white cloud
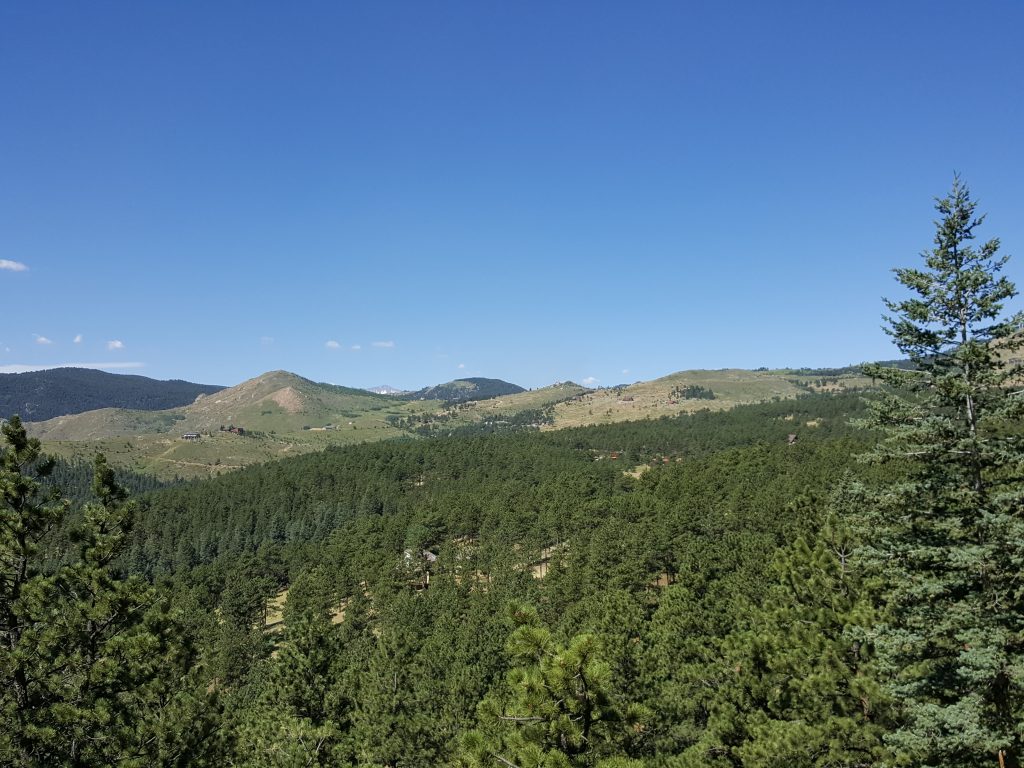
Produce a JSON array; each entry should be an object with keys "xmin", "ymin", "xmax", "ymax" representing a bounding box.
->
[
  {"xmin": 622, "ymin": 368, "xmax": 629, "ymax": 375},
  {"xmin": 0, "ymin": 260, "xmax": 28, "ymax": 272},
  {"xmin": 107, "ymin": 340, "xmax": 124, "ymax": 350},
  {"xmin": 372, "ymin": 340, "xmax": 395, "ymax": 348},
  {"xmin": 325, "ymin": 340, "xmax": 341, "ymax": 349},
  {"xmin": 73, "ymin": 334, "xmax": 83, "ymax": 344},
  {"xmin": 351, "ymin": 344, "xmax": 362, "ymax": 351},
  {"xmin": 0, "ymin": 362, "xmax": 145, "ymax": 374},
  {"xmin": 582, "ymin": 376, "xmax": 600, "ymax": 386},
  {"xmin": 34, "ymin": 335, "xmax": 53, "ymax": 345},
  {"xmin": 457, "ymin": 363, "xmax": 465, "ymax": 369},
  {"xmin": 260, "ymin": 336, "xmax": 274, "ymax": 345}
]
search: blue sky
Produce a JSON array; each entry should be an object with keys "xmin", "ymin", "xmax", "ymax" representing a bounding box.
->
[{"xmin": 2, "ymin": 2, "xmax": 1022, "ymax": 389}]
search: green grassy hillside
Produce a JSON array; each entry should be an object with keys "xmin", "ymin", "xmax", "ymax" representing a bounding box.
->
[
  {"xmin": 27, "ymin": 367, "xmax": 873, "ymax": 479},
  {"xmin": 549, "ymin": 368, "xmax": 871, "ymax": 427},
  {"xmin": 29, "ymin": 371, "xmax": 440, "ymax": 478}
]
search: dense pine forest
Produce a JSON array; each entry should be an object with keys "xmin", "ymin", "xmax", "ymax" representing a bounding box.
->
[
  {"xmin": 3, "ymin": 180, "xmax": 1024, "ymax": 767},
  {"xmin": 0, "ymin": 367, "xmax": 225, "ymax": 422}
]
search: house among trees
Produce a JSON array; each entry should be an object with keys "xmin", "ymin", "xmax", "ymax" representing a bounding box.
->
[{"xmin": 402, "ymin": 549, "xmax": 438, "ymax": 590}]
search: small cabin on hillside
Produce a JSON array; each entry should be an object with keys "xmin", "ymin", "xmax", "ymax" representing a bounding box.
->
[{"xmin": 182, "ymin": 432, "xmax": 201, "ymax": 441}]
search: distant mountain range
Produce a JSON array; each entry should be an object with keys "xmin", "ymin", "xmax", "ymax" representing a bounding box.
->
[
  {"xmin": 397, "ymin": 377, "xmax": 526, "ymax": 403},
  {"xmin": 366, "ymin": 385, "xmax": 406, "ymax": 395},
  {"xmin": 0, "ymin": 367, "xmax": 225, "ymax": 422},
  {"xmin": 8, "ymin": 364, "xmax": 893, "ymax": 481}
]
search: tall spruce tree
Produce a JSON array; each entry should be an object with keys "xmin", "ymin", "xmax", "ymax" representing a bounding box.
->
[{"xmin": 861, "ymin": 177, "xmax": 1024, "ymax": 767}]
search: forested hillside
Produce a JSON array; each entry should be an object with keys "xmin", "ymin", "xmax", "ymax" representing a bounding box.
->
[
  {"xmin": 399, "ymin": 377, "xmax": 527, "ymax": 403},
  {"xmin": 6, "ymin": 391, "xmax": 890, "ymax": 765},
  {"xmin": 0, "ymin": 367, "xmax": 224, "ymax": 421}
]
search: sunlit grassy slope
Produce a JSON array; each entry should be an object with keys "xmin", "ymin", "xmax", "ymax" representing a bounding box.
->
[
  {"xmin": 30, "ymin": 367, "xmax": 872, "ymax": 479},
  {"xmin": 547, "ymin": 368, "xmax": 871, "ymax": 428}
]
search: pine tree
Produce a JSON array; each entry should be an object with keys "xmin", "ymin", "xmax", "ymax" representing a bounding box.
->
[
  {"xmin": 231, "ymin": 613, "xmax": 350, "ymax": 767},
  {"xmin": 460, "ymin": 603, "xmax": 648, "ymax": 768},
  {"xmin": 351, "ymin": 618, "xmax": 438, "ymax": 767},
  {"xmin": 861, "ymin": 177, "xmax": 1024, "ymax": 767},
  {"xmin": 0, "ymin": 415, "xmax": 69, "ymax": 764},
  {"xmin": 1, "ymin": 434, "xmax": 214, "ymax": 765}
]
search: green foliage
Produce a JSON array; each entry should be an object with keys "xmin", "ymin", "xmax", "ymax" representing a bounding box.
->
[
  {"xmin": 461, "ymin": 604, "xmax": 650, "ymax": 768},
  {"xmin": 1, "ymin": 435, "xmax": 215, "ymax": 765},
  {"xmin": 860, "ymin": 177, "xmax": 1024, "ymax": 767},
  {"xmin": 399, "ymin": 377, "xmax": 526, "ymax": 403},
  {"xmin": 673, "ymin": 516, "xmax": 890, "ymax": 768},
  {"xmin": 670, "ymin": 384, "xmax": 715, "ymax": 400},
  {"xmin": 0, "ymin": 416, "xmax": 69, "ymax": 764},
  {"xmin": 284, "ymin": 565, "xmax": 337, "ymax": 625},
  {"xmin": 230, "ymin": 612, "xmax": 354, "ymax": 767},
  {"xmin": 0, "ymin": 367, "xmax": 223, "ymax": 422},
  {"xmin": 7, "ymin": 381, "xmax": 908, "ymax": 765}
]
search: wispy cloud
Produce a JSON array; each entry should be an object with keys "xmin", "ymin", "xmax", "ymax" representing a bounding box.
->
[
  {"xmin": 582, "ymin": 376, "xmax": 600, "ymax": 386},
  {"xmin": 0, "ymin": 362, "xmax": 146, "ymax": 374},
  {"xmin": 107, "ymin": 340, "xmax": 124, "ymax": 350},
  {"xmin": 457, "ymin": 363, "xmax": 465, "ymax": 369},
  {"xmin": 260, "ymin": 336, "xmax": 274, "ymax": 345},
  {"xmin": 34, "ymin": 335, "xmax": 53, "ymax": 345},
  {"xmin": 73, "ymin": 334, "xmax": 83, "ymax": 344},
  {"xmin": 351, "ymin": 344, "xmax": 362, "ymax": 351},
  {"xmin": 0, "ymin": 260, "xmax": 28, "ymax": 272},
  {"xmin": 372, "ymin": 340, "xmax": 395, "ymax": 348},
  {"xmin": 622, "ymin": 368, "xmax": 629, "ymax": 375},
  {"xmin": 325, "ymin": 340, "xmax": 340, "ymax": 349}
]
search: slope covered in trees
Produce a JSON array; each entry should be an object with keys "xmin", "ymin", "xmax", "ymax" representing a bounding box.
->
[
  {"xmin": 398, "ymin": 377, "xmax": 527, "ymax": 403},
  {"xmin": 0, "ymin": 367, "xmax": 225, "ymax": 422},
  {"xmin": 111, "ymin": 390, "xmax": 889, "ymax": 766}
]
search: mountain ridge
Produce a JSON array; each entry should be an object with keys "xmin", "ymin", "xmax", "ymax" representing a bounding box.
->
[
  {"xmin": 0, "ymin": 367, "xmax": 225, "ymax": 422},
  {"xmin": 397, "ymin": 377, "xmax": 526, "ymax": 403},
  {"xmin": 20, "ymin": 365, "xmax": 877, "ymax": 480}
]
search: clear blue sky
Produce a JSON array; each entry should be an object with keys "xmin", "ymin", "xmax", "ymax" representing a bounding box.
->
[{"xmin": 2, "ymin": 2, "xmax": 1022, "ymax": 389}]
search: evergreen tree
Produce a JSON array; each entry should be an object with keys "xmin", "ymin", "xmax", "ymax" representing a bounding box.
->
[
  {"xmin": 231, "ymin": 613, "xmax": 350, "ymax": 767},
  {"xmin": 675, "ymin": 518, "xmax": 889, "ymax": 768},
  {"xmin": 461, "ymin": 603, "xmax": 648, "ymax": 768},
  {"xmin": 350, "ymin": 592, "xmax": 441, "ymax": 767},
  {"xmin": 2, "ymin": 437, "xmax": 215, "ymax": 765},
  {"xmin": 861, "ymin": 177, "xmax": 1024, "ymax": 767},
  {"xmin": 215, "ymin": 555, "xmax": 274, "ymax": 685},
  {"xmin": 0, "ymin": 415, "xmax": 69, "ymax": 764}
]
